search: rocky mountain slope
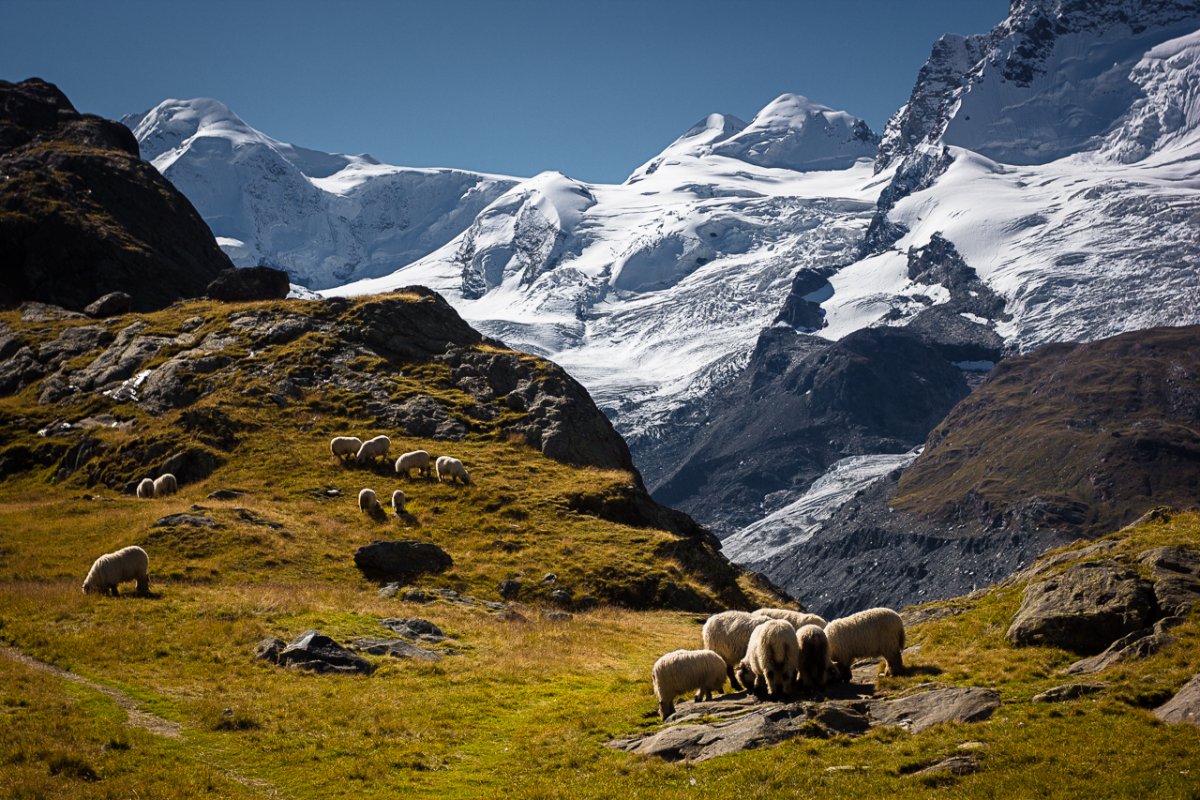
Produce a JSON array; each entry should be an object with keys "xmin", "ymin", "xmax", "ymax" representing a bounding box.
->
[
  {"xmin": 735, "ymin": 325, "xmax": 1200, "ymax": 617},
  {"xmin": 0, "ymin": 79, "xmax": 234, "ymax": 311},
  {"xmin": 122, "ymin": 99, "xmax": 518, "ymax": 290}
]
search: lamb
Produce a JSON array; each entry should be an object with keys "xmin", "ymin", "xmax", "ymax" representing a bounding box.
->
[
  {"xmin": 435, "ymin": 456, "xmax": 470, "ymax": 485},
  {"xmin": 391, "ymin": 490, "xmax": 407, "ymax": 513},
  {"xmin": 395, "ymin": 449, "xmax": 432, "ymax": 478},
  {"xmin": 735, "ymin": 619, "xmax": 800, "ymax": 700},
  {"xmin": 136, "ymin": 478, "xmax": 155, "ymax": 499},
  {"xmin": 796, "ymin": 623, "xmax": 832, "ymax": 691},
  {"xmin": 153, "ymin": 473, "xmax": 178, "ymax": 497},
  {"xmin": 356, "ymin": 435, "xmax": 391, "ymax": 464},
  {"xmin": 651, "ymin": 649, "xmax": 727, "ymax": 720},
  {"xmin": 701, "ymin": 610, "xmax": 773, "ymax": 690},
  {"xmin": 825, "ymin": 607, "xmax": 906, "ymax": 682},
  {"xmin": 82, "ymin": 545, "xmax": 149, "ymax": 596},
  {"xmin": 330, "ymin": 436, "xmax": 363, "ymax": 462},
  {"xmin": 754, "ymin": 608, "xmax": 827, "ymax": 630},
  {"xmin": 358, "ymin": 487, "xmax": 382, "ymax": 513}
]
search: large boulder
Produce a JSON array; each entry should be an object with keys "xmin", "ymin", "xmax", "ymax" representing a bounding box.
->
[
  {"xmin": 353, "ymin": 540, "xmax": 453, "ymax": 583},
  {"xmin": 206, "ymin": 266, "xmax": 290, "ymax": 302},
  {"xmin": 1005, "ymin": 560, "xmax": 1158, "ymax": 654},
  {"xmin": 84, "ymin": 291, "xmax": 132, "ymax": 318},
  {"xmin": 1139, "ymin": 546, "xmax": 1200, "ymax": 617},
  {"xmin": 0, "ymin": 78, "xmax": 233, "ymax": 311},
  {"xmin": 1154, "ymin": 673, "xmax": 1200, "ymax": 726}
]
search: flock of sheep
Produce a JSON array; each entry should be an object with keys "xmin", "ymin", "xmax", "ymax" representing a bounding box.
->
[
  {"xmin": 652, "ymin": 607, "xmax": 905, "ymax": 718},
  {"xmin": 330, "ymin": 434, "xmax": 471, "ymax": 516}
]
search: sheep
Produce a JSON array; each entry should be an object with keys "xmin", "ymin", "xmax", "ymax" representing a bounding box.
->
[
  {"xmin": 153, "ymin": 473, "xmax": 178, "ymax": 497},
  {"xmin": 136, "ymin": 478, "xmax": 155, "ymax": 499},
  {"xmin": 701, "ymin": 610, "xmax": 773, "ymax": 691},
  {"xmin": 435, "ymin": 455, "xmax": 470, "ymax": 485},
  {"xmin": 358, "ymin": 487, "xmax": 382, "ymax": 513},
  {"xmin": 651, "ymin": 649, "xmax": 727, "ymax": 720},
  {"xmin": 330, "ymin": 436, "xmax": 363, "ymax": 462},
  {"xmin": 796, "ymin": 623, "xmax": 832, "ymax": 691},
  {"xmin": 735, "ymin": 619, "xmax": 800, "ymax": 700},
  {"xmin": 825, "ymin": 607, "xmax": 906, "ymax": 682},
  {"xmin": 395, "ymin": 449, "xmax": 432, "ymax": 478},
  {"xmin": 356, "ymin": 435, "xmax": 391, "ymax": 464},
  {"xmin": 83, "ymin": 545, "xmax": 149, "ymax": 596},
  {"xmin": 391, "ymin": 490, "xmax": 407, "ymax": 513},
  {"xmin": 754, "ymin": 608, "xmax": 827, "ymax": 630}
]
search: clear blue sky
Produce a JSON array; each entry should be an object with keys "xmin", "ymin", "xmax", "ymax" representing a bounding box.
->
[{"xmin": 2, "ymin": 0, "xmax": 1008, "ymax": 183}]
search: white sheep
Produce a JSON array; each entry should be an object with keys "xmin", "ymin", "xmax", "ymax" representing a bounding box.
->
[
  {"xmin": 651, "ymin": 649, "xmax": 727, "ymax": 720},
  {"xmin": 701, "ymin": 610, "xmax": 773, "ymax": 690},
  {"xmin": 395, "ymin": 449, "xmax": 432, "ymax": 478},
  {"xmin": 735, "ymin": 619, "xmax": 800, "ymax": 700},
  {"xmin": 83, "ymin": 545, "xmax": 149, "ymax": 596},
  {"xmin": 330, "ymin": 436, "xmax": 363, "ymax": 462},
  {"xmin": 435, "ymin": 456, "xmax": 470, "ymax": 485},
  {"xmin": 796, "ymin": 623, "xmax": 832, "ymax": 691},
  {"xmin": 825, "ymin": 607, "xmax": 906, "ymax": 682},
  {"xmin": 358, "ymin": 487, "xmax": 381, "ymax": 513},
  {"xmin": 754, "ymin": 608, "xmax": 827, "ymax": 630},
  {"xmin": 153, "ymin": 473, "xmax": 178, "ymax": 497},
  {"xmin": 356, "ymin": 435, "xmax": 391, "ymax": 464},
  {"xmin": 391, "ymin": 490, "xmax": 407, "ymax": 513},
  {"xmin": 136, "ymin": 478, "xmax": 155, "ymax": 499}
]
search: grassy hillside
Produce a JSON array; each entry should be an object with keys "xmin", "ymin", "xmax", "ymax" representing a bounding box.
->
[{"xmin": 2, "ymin": 298, "xmax": 1199, "ymax": 798}]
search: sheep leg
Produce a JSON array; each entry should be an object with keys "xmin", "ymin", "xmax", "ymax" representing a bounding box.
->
[
  {"xmin": 727, "ymin": 663, "xmax": 743, "ymax": 691},
  {"xmin": 885, "ymin": 651, "xmax": 904, "ymax": 676}
]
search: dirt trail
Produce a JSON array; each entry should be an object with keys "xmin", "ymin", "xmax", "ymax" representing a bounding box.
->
[{"xmin": 0, "ymin": 642, "xmax": 282, "ymax": 797}]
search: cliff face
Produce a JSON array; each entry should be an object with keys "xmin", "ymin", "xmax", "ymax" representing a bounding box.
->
[{"xmin": 0, "ymin": 78, "xmax": 234, "ymax": 312}]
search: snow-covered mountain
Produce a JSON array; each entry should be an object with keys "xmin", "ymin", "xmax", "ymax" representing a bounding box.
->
[
  {"xmin": 122, "ymin": 99, "xmax": 518, "ymax": 289},
  {"xmin": 325, "ymin": 96, "xmax": 886, "ymax": 454}
]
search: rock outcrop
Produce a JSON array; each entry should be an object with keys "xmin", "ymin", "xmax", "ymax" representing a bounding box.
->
[{"xmin": 0, "ymin": 78, "xmax": 233, "ymax": 311}]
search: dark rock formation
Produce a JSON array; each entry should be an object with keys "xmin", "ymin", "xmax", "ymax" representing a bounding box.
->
[
  {"xmin": 353, "ymin": 540, "xmax": 453, "ymax": 583},
  {"xmin": 1005, "ymin": 560, "xmax": 1157, "ymax": 653},
  {"xmin": 349, "ymin": 637, "xmax": 442, "ymax": 662},
  {"xmin": 256, "ymin": 630, "xmax": 373, "ymax": 675},
  {"xmin": 379, "ymin": 617, "xmax": 446, "ymax": 643},
  {"xmin": 206, "ymin": 266, "xmax": 290, "ymax": 302},
  {"xmin": 652, "ymin": 325, "xmax": 970, "ymax": 536},
  {"xmin": 0, "ymin": 78, "xmax": 233, "ymax": 311},
  {"xmin": 1139, "ymin": 546, "xmax": 1200, "ymax": 617},
  {"xmin": 1031, "ymin": 683, "xmax": 1105, "ymax": 703}
]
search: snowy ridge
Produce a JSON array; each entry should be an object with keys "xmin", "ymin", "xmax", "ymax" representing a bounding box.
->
[{"xmin": 125, "ymin": 99, "xmax": 519, "ymax": 289}]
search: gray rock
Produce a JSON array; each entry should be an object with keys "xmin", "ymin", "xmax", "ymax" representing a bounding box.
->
[
  {"xmin": 84, "ymin": 291, "xmax": 132, "ymax": 318},
  {"xmin": 498, "ymin": 579, "xmax": 521, "ymax": 599},
  {"xmin": 37, "ymin": 325, "xmax": 113, "ymax": 366},
  {"xmin": 208, "ymin": 489, "xmax": 245, "ymax": 500},
  {"xmin": 542, "ymin": 610, "xmax": 574, "ymax": 623},
  {"xmin": 1006, "ymin": 560, "xmax": 1158, "ymax": 654},
  {"xmin": 353, "ymin": 540, "xmax": 453, "ymax": 583},
  {"xmin": 866, "ymin": 687, "xmax": 1000, "ymax": 734},
  {"xmin": 349, "ymin": 637, "xmax": 442, "ymax": 662},
  {"xmin": 380, "ymin": 618, "xmax": 446, "ymax": 643},
  {"xmin": 274, "ymin": 631, "xmax": 373, "ymax": 675},
  {"xmin": 70, "ymin": 321, "xmax": 172, "ymax": 391},
  {"xmin": 151, "ymin": 513, "xmax": 218, "ymax": 528},
  {"xmin": 1139, "ymin": 546, "xmax": 1200, "ymax": 617},
  {"xmin": 0, "ymin": 344, "xmax": 45, "ymax": 395},
  {"xmin": 910, "ymin": 754, "xmax": 980, "ymax": 778},
  {"xmin": 1154, "ymin": 673, "xmax": 1200, "ymax": 726},
  {"xmin": 20, "ymin": 302, "xmax": 86, "ymax": 322},
  {"xmin": 158, "ymin": 448, "xmax": 221, "ymax": 486},
  {"xmin": 1063, "ymin": 628, "xmax": 1175, "ymax": 675},
  {"xmin": 550, "ymin": 589, "xmax": 572, "ymax": 605},
  {"xmin": 1032, "ymin": 683, "xmax": 1106, "ymax": 703},
  {"xmin": 254, "ymin": 637, "xmax": 286, "ymax": 663}
]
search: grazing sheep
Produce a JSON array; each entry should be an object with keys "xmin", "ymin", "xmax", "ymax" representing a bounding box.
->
[
  {"xmin": 435, "ymin": 456, "xmax": 470, "ymax": 485},
  {"xmin": 755, "ymin": 608, "xmax": 827, "ymax": 630},
  {"xmin": 153, "ymin": 473, "xmax": 178, "ymax": 498},
  {"xmin": 391, "ymin": 490, "xmax": 407, "ymax": 513},
  {"xmin": 330, "ymin": 436, "xmax": 363, "ymax": 461},
  {"xmin": 395, "ymin": 449, "xmax": 432, "ymax": 478},
  {"xmin": 701, "ymin": 610, "xmax": 773, "ymax": 690},
  {"xmin": 83, "ymin": 545, "xmax": 149, "ymax": 596},
  {"xmin": 358, "ymin": 488, "xmax": 381, "ymax": 513},
  {"xmin": 136, "ymin": 478, "xmax": 155, "ymax": 499},
  {"xmin": 796, "ymin": 624, "xmax": 832, "ymax": 691},
  {"xmin": 825, "ymin": 607, "xmax": 906, "ymax": 682},
  {"xmin": 651, "ymin": 649, "xmax": 727, "ymax": 720},
  {"xmin": 356, "ymin": 435, "xmax": 391, "ymax": 464},
  {"xmin": 736, "ymin": 619, "xmax": 800, "ymax": 700}
]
